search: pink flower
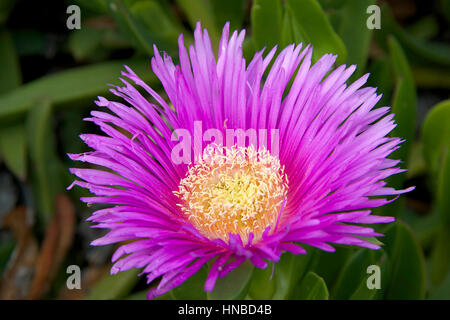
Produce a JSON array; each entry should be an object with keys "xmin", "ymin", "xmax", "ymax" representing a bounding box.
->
[{"xmin": 69, "ymin": 22, "xmax": 413, "ymax": 299}]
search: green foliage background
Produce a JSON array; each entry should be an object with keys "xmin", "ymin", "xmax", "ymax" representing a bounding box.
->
[{"xmin": 0, "ymin": 0, "xmax": 449, "ymax": 300}]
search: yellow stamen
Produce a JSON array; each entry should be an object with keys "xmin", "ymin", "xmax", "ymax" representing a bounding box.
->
[{"xmin": 174, "ymin": 144, "xmax": 288, "ymax": 243}]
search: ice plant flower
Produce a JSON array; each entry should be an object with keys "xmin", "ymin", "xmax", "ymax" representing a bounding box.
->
[{"xmin": 69, "ymin": 22, "xmax": 413, "ymax": 299}]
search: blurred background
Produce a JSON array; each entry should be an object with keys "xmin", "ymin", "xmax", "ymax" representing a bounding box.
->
[{"xmin": 0, "ymin": 0, "xmax": 449, "ymax": 300}]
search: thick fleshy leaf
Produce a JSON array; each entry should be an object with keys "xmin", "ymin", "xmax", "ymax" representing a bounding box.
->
[
  {"xmin": 391, "ymin": 77, "xmax": 416, "ymax": 167},
  {"xmin": 366, "ymin": 57, "xmax": 394, "ymax": 108},
  {"xmin": 26, "ymin": 99, "xmax": 63, "ymax": 228},
  {"xmin": 211, "ymin": 0, "xmax": 246, "ymax": 31},
  {"xmin": 0, "ymin": 30, "xmax": 21, "ymax": 94},
  {"xmin": 312, "ymin": 247, "xmax": 353, "ymax": 293},
  {"xmin": 125, "ymin": 290, "xmax": 147, "ymax": 300},
  {"xmin": 349, "ymin": 277, "xmax": 376, "ymax": 300},
  {"xmin": 272, "ymin": 251, "xmax": 316, "ymax": 299},
  {"xmin": 251, "ymin": 0, "xmax": 283, "ymax": 50},
  {"xmin": 383, "ymin": 37, "xmax": 417, "ymax": 215},
  {"xmin": 0, "ymin": 59, "xmax": 157, "ymax": 122},
  {"xmin": 175, "ymin": 0, "xmax": 219, "ymax": 49},
  {"xmin": 0, "ymin": 123, "xmax": 26, "ymax": 180},
  {"xmin": 207, "ymin": 260, "xmax": 254, "ymax": 300},
  {"xmin": 129, "ymin": 0, "xmax": 183, "ymax": 53},
  {"xmin": 407, "ymin": 142, "xmax": 427, "ymax": 179},
  {"xmin": 285, "ymin": 7, "xmax": 310, "ymax": 47},
  {"xmin": 429, "ymin": 271, "xmax": 450, "ymax": 300},
  {"xmin": 437, "ymin": 147, "xmax": 450, "ymax": 226},
  {"xmin": 290, "ymin": 271, "xmax": 329, "ymax": 300},
  {"xmin": 68, "ymin": 27, "xmax": 105, "ymax": 61},
  {"xmin": 0, "ymin": 30, "xmax": 25, "ymax": 179},
  {"xmin": 286, "ymin": 0, "xmax": 347, "ymax": 64},
  {"xmin": 105, "ymin": 0, "xmax": 178, "ymax": 55},
  {"xmin": 430, "ymin": 228, "xmax": 450, "ymax": 286},
  {"xmin": 280, "ymin": 9, "xmax": 294, "ymax": 47},
  {"xmin": 383, "ymin": 221, "xmax": 426, "ymax": 299},
  {"xmin": 349, "ymin": 250, "xmax": 390, "ymax": 300},
  {"xmin": 388, "ymin": 36, "xmax": 417, "ymax": 171},
  {"xmin": 404, "ymin": 207, "xmax": 440, "ymax": 250},
  {"xmin": 338, "ymin": 0, "xmax": 375, "ymax": 79},
  {"xmin": 59, "ymin": 109, "xmax": 89, "ymax": 156},
  {"xmin": 171, "ymin": 266, "xmax": 208, "ymax": 300},
  {"xmin": 333, "ymin": 248, "xmax": 385, "ymax": 299},
  {"xmin": 86, "ymin": 269, "xmax": 139, "ymax": 300},
  {"xmin": 430, "ymin": 147, "xmax": 450, "ymax": 285},
  {"xmin": 248, "ymin": 263, "xmax": 276, "ymax": 300},
  {"xmin": 422, "ymin": 99, "xmax": 450, "ymax": 177}
]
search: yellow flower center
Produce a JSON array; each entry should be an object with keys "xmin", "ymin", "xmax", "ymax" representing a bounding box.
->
[{"xmin": 174, "ymin": 144, "xmax": 288, "ymax": 244}]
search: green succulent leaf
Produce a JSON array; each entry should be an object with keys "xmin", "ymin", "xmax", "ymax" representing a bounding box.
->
[
  {"xmin": 430, "ymin": 147, "xmax": 450, "ymax": 285},
  {"xmin": 311, "ymin": 246, "xmax": 353, "ymax": 292},
  {"xmin": 388, "ymin": 36, "xmax": 417, "ymax": 168},
  {"xmin": 211, "ymin": 0, "xmax": 246, "ymax": 31},
  {"xmin": 175, "ymin": 0, "xmax": 219, "ymax": 49},
  {"xmin": 0, "ymin": 30, "xmax": 21, "ymax": 93},
  {"xmin": 333, "ymin": 249, "xmax": 385, "ymax": 299},
  {"xmin": 286, "ymin": 0, "xmax": 347, "ymax": 64},
  {"xmin": 26, "ymin": 99, "xmax": 64, "ymax": 228},
  {"xmin": 437, "ymin": 146, "xmax": 450, "ymax": 227},
  {"xmin": 422, "ymin": 99, "xmax": 450, "ymax": 178},
  {"xmin": 0, "ymin": 123, "xmax": 26, "ymax": 180},
  {"xmin": 171, "ymin": 266, "xmax": 208, "ymax": 300},
  {"xmin": 248, "ymin": 263, "xmax": 276, "ymax": 300},
  {"xmin": 383, "ymin": 221, "xmax": 426, "ymax": 299},
  {"xmin": 251, "ymin": 0, "xmax": 283, "ymax": 51},
  {"xmin": 87, "ymin": 269, "xmax": 140, "ymax": 300},
  {"xmin": 68, "ymin": 27, "xmax": 105, "ymax": 61},
  {"xmin": 430, "ymin": 227, "xmax": 450, "ymax": 286},
  {"xmin": 125, "ymin": 290, "xmax": 148, "ymax": 300},
  {"xmin": 105, "ymin": 0, "xmax": 180, "ymax": 55},
  {"xmin": 272, "ymin": 251, "xmax": 316, "ymax": 299},
  {"xmin": 207, "ymin": 260, "xmax": 254, "ymax": 300},
  {"xmin": 290, "ymin": 271, "xmax": 329, "ymax": 300},
  {"xmin": 0, "ymin": 59, "xmax": 157, "ymax": 123},
  {"xmin": 429, "ymin": 271, "xmax": 450, "ymax": 300},
  {"xmin": 338, "ymin": 0, "xmax": 375, "ymax": 79},
  {"xmin": 0, "ymin": 30, "xmax": 25, "ymax": 179},
  {"xmin": 129, "ymin": 0, "xmax": 183, "ymax": 53},
  {"xmin": 366, "ymin": 57, "xmax": 394, "ymax": 108},
  {"xmin": 386, "ymin": 36, "xmax": 417, "ymax": 201}
]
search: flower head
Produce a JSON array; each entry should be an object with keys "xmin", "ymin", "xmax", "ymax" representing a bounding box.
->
[
  {"xmin": 175, "ymin": 144, "xmax": 288, "ymax": 244},
  {"xmin": 69, "ymin": 22, "xmax": 413, "ymax": 299}
]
